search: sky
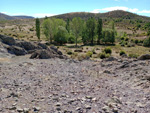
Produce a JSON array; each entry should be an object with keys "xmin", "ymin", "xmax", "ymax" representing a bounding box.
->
[{"xmin": 1, "ymin": 0, "xmax": 150, "ymax": 18}]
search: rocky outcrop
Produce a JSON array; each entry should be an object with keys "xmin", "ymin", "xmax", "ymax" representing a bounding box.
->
[
  {"xmin": 138, "ymin": 54, "xmax": 150, "ymax": 60},
  {"xmin": 7, "ymin": 46, "xmax": 27, "ymax": 55},
  {"xmin": 30, "ymin": 48, "xmax": 66, "ymax": 59},
  {"xmin": 0, "ymin": 34, "xmax": 16, "ymax": 45},
  {"xmin": 0, "ymin": 35, "xmax": 64, "ymax": 58}
]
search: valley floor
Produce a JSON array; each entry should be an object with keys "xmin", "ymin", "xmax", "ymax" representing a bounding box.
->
[{"xmin": 0, "ymin": 55, "xmax": 150, "ymax": 113}]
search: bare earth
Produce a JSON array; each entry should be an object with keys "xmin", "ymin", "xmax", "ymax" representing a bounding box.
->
[{"xmin": 0, "ymin": 55, "xmax": 150, "ymax": 113}]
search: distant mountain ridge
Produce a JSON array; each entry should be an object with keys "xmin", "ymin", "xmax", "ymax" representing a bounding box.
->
[
  {"xmin": 53, "ymin": 10, "xmax": 150, "ymax": 21},
  {"xmin": 0, "ymin": 13, "xmax": 34, "ymax": 20}
]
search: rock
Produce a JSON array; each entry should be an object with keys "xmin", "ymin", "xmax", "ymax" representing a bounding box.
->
[
  {"xmin": 7, "ymin": 46, "xmax": 27, "ymax": 55},
  {"xmin": 103, "ymin": 70, "xmax": 111, "ymax": 74},
  {"xmin": 9, "ymin": 106, "xmax": 16, "ymax": 110},
  {"xmin": 105, "ymin": 57, "xmax": 117, "ymax": 61},
  {"xmin": 0, "ymin": 34, "xmax": 16, "ymax": 45},
  {"xmin": 30, "ymin": 49, "xmax": 55, "ymax": 59},
  {"xmin": 17, "ymin": 107, "xmax": 23, "ymax": 112},
  {"xmin": 55, "ymin": 102, "xmax": 61, "ymax": 106},
  {"xmin": 37, "ymin": 43, "xmax": 47, "ymax": 49},
  {"xmin": 16, "ymin": 41, "xmax": 41, "ymax": 51},
  {"xmin": 113, "ymin": 107, "xmax": 118, "ymax": 113},
  {"xmin": 33, "ymin": 106, "xmax": 40, "ymax": 111},
  {"xmin": 138, "ymin": 54, "xmax": 150, "ymax": 60},
  {"xmin": 102, "ymin": 106, "xmax": 110, "ymax": 112},
  {"xmin": 23, "ymin": 108, "xmax": 30, "ymax": 113},
  {"xmin": 50, "ymin": 46, "xmax": 62, "ymax": 55},
  {"xmin": 86, "ymin": 96, "xmax": 93, "ymax": 99},
  {"xmin": 85, "ymin": 105, "xmax": 91, "ymax": 109}
]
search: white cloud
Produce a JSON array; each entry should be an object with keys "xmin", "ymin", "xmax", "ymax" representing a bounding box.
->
[
  {"xmin": 128, "ymin": 8, "xmax": 138, "ymax": 13},
  {"xmin": 138, "ymin": 10, "xmax": 150, "ymax": 14},
  {"xmin": 91, "ymin": 9, "xmax": 101, "ymax": 13},
  {"xmin": 91, "ymin": 6, "xmax": 150, "ymax": 15}
]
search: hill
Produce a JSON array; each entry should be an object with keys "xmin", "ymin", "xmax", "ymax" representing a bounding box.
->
[
  {"xmin": 0, "ymin": 13, "xmax": 34, "ymax": 20},
  {"xmin": 13, "ymin": 16, "xmax": 34, "ymax": 19},
  {"xmin": 53, "ymin": 10, "xmax": 150, "ymax": 21}
]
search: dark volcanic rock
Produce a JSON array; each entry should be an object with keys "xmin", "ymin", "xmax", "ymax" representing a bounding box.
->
[
  {"xmin": 7, "ymin": 46, "xmax": 27, "ymax": 55},
  {"xmin": 0, "ymin": 34, "xmax": 16, "ymax": 45},
  {"xmin": 30, "ymin": 49, "xmax": 57, "ymax": 59},
  {"xmin": 16, "ymin": 41, "xmax": 41, "ymax": 51},
  {"xmin": 138, "ymin": 54, "xmax": 150, "ymax": 60}
]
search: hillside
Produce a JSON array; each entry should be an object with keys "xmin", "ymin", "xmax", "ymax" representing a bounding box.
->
[
  {"xmin": 0, "ymin": 13, "xmax": 34, "ymax": 20},
  {"xmin": 53, "ymin": 10, "xmax": 150, "ymax": 21}
]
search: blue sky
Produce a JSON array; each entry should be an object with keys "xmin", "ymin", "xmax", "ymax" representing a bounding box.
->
[{"xmin": 1, "ymin": 0, "xmax": 150, "ymax": 17}]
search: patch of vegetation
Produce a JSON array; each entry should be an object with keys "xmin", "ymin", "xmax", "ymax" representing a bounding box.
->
[
  {"xmin": 103, "ymin": 47, "xmax": 112, "ymax": 54},
  {"xmin": 120, "ymin": 50, "xmax": 126, "ymax": 56}
]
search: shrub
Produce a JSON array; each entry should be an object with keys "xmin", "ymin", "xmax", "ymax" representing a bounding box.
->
[
  {"xmin": 77, "ymin": 54, "xmax": 88, "ymax": 61},
  {"xmin": 103, "ymin": 47, "xmax": 112, "ymax": 54},
  {"xmin": 68, "ymin": 35, "xmax": 75, "ymax": 43},
  {"xmin": 125, "ymin": 37, "xmax": 129, "ymax": 41},
  {"xmin": 67, "ymin": 51, "xmax": 73, "ymax": 55},
  {"xmin": 143, "ymin": 37, "xmax": 150, "ymax": 47},
  {"xmin": 86, "ymin": 51, "xmax": 93, "ymax": 57},
  {"xmin": 134, "ymin": 39, "xmax": 139, "ymax": 44},
  {"xmin": 129, "ymin": 54, "xmax": 139, "ymax": 58},
  {"xmin": 120, "ymin": 50, "xmax": 126, "ymax": 56},
  {"xmin": 99, "ymin": 52, "xmax": 110, "ymax": 59}
]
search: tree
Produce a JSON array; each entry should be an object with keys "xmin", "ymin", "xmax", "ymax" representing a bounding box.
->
[
  {"xmin": 71, "ymin": 17, "xmax": 83, "ymax": 47},
  {"xmin": 42, "ymin": 18, "xmax": 53, "ymax": 43},
  {"xmin": 54, "ymin": 26, "xmax": 68, "ymax": 45},
  {"xmin": 86, "ymin": 17, "xmax": 96, "ymax": 45},
  {"xmin": 36, "ymin": 18, "xmax": 40, "ymax": 40},
  {"xmin": 66, "ymin": 18, "xmax": 70, "ymax": 33},
  {"xmin": 97, "ymin": 18, "xmax": 102, "ymax": 44}
]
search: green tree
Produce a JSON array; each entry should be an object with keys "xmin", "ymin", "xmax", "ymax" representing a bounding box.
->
[
  {"xmin": 97, "ymin": 18, "xmax": 102, "ymax": 44},
  {"xmin": 54, "ymin": 26, "xmax": 68, "ymax": 45},
  {"xmin": 66, "ymin": 18, "xmax": 70, "ymax": 33},
  {"xmin": 71, "ymin": 17, "xmax": 83, "ymax": 47},
  {"xmin": 86, "ymin": 17, "xmax": 96, "ymax": 45},
  {"xmin": 42, "ymin": 18, "xmax": 53, "ymax": 43},
  {"xmin": 35, "ymin": 18, "xmax": 40, "ymax": 40}
]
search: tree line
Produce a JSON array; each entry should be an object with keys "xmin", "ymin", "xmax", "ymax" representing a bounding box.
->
[{"xmin": 35, "ymin": 17, "xmax": 115, "ymax": 46}]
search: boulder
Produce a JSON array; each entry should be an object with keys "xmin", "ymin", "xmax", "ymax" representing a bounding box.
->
[
  {"xmin": 37, "ymin": 43, "xmax": 47, "ymax": 49},
  {"xmin": 138, "ymin": 54, "xmax": 150, "ymax": 60},
  {"xmin": 50, "ymin": 46, "xmax": 62, "ymax": 55},
  {"xmin": 16, "ymin": 41, "xmax": 41, "ymax": 51},
  {"xmin": 0, "ymin": 34, "xmax": 16, "ymax": 45},
  {"xmin": 7, "ymin": 46, "xmax": 27, "ymax": 55},
  {"xmin": 30, "ymin": 49, "xmax": 57, "ymax": 59}
]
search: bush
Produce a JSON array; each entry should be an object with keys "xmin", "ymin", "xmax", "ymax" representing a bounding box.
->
[
  {"xmin": 134, "ymin": 39, "xmax": 139, "ymax": 44},
  {"xmin": 120, "ymin": 50, "xmax": 126, "ymax": 56},
  {"xmin": 86, "ymin": 51, "xmax": 93, "ymax": 57},
  {"xmin": 125, "ymin": 37, "xmax": 129, "ymax": 41},
  {"xmin": 143, "ymin": 37, "xmax": 150, "ymax": 47},
  {"xmin": 129, "ymin": 54, "xmax": 139, "ymax": 58},
  {"xmin": 99, "ymin": 52, "xmax": 110, "ymax": 59},
  {"xmin": 103, "ymin": 47, "xmax": 112, "ymax": 54},
  {"xmin": 67, "ymin": 51, "xmax": 73, "ymax": 55},
  {"xmin": 68, "ymin": 35, "xmax": 75, "ymax": 43}
]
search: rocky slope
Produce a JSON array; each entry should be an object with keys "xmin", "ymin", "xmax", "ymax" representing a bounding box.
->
[
  {"xmin": 0, "ymin": 53, "xmax": 150, "ymax": 113},
  {"xmin": 0, "ymin": 35, "xmax": 150, "ymax": 113}
]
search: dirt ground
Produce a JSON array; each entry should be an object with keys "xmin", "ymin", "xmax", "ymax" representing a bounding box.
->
[{"xmin": 0, "ymin": 55, "xmax": 150, "ymax": 113}]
